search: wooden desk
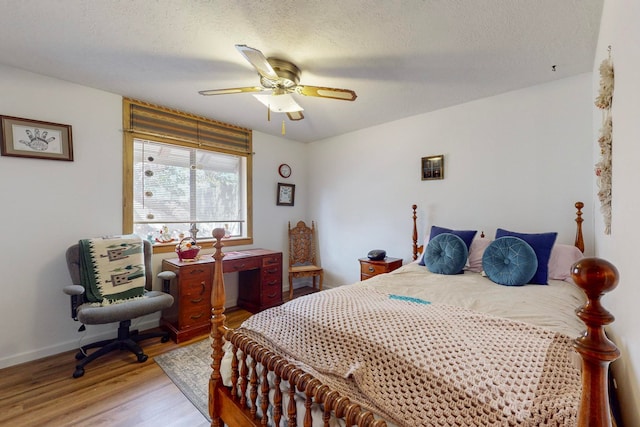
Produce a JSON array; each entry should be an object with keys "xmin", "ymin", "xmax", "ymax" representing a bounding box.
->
[{"xmin": 160, "ymin": 249, "xmax": 282, "ymax": 343}]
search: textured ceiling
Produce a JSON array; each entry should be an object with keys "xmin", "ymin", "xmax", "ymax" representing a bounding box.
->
[{"xmin": 0, "ymin": 1, "xmax": 603, "ymax": 143}]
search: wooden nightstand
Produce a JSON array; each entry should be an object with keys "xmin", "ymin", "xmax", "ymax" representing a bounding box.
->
[{"xmin": 359, "ymin": 257, "xmax": 403, "ymax": 280}]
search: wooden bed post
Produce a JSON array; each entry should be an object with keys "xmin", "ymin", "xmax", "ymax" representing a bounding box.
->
[
  {"xmin": 575, "ymin": 202, "xmax": 585, "ymax": 253},
  {"xmin": 209, "ymin": 228, "xmax": 227, "ymax": 427},
  {"xmin": 571, "ymin": 257, "xmax": 620, "ymax": 427},
  {"xmin": 412, "ymin": 204, "xmax": 418, "ymax": 261}
]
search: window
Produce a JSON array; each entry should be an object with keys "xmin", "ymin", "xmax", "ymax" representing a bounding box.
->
[
  {"xmin": 133, "ymin": 139, "xmax": 247, "ymax": 241},
  {"xmin": 123, "ymin": 98, "xmax": 253, "ymax": 251}
]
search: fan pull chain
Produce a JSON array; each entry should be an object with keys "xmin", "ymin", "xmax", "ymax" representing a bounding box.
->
[
  {"xmin": 282, "ymin": 119, "xmax": 286, "ymax": 135},
  {"xmin": 267, "ymin": 105, "xmax": 271, "ymax": 121}
]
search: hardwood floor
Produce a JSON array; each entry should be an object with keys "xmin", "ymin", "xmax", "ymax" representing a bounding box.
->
[
  {"xmin": 0, "ymin": 288, "xmax": 317, "ymax": 427},
  {"xmin": 0, "ymin": 308, "xmax": 252, "ymax": 427}
]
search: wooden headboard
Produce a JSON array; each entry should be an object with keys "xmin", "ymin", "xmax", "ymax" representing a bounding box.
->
[{"xmin": 411, "ymin": 201, "xmax": 586, "ymax": 261}]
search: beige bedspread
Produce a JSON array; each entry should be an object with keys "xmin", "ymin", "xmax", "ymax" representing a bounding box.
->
[
  {"xmin": 371, "ymin": 263, "xmax": 587, "ymax": 338},
  {"xmin": 238, "ymin": 265, "xmax": 585, "ymax": 426}
]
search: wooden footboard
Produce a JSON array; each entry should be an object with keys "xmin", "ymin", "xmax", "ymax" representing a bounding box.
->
[
  {"xmin": 209, "ymin": 201, "xmax": 620, "ymax": 427},
  {"xmin": 208, "ymin": 228, "xmax": 384, "ymax": 427}
]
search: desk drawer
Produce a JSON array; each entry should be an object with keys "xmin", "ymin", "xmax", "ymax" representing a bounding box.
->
[
  {"xmin": 261, "ymin": 280, "xmax": 282, "ymax": 306},
  {"xmin": 179, "ymin": 303, "xmax": 209, "ymax": 327},
  {"xmin": 262, "ymin": 273, "xmax": 281, "ymax": 289},
  {"xmin": 262, "ymin": 265, "xmax": 281, "ymax": 278},
  {"xmin": 262, "ymin": 254, "xmax": 282, "ymax": 267},
  {"xmin": 182, "ymin": 277, "xmax": 210, "ymax": 298},
  {"xmin": 224, "ymin": 257, "xmax": 261, "ymax": 273},
  {"xmin": 179, "ymin": 266, "xmax": 210, "ymax": 283}
]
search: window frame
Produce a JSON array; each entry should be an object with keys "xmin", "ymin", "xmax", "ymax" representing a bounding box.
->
[{"xmin": 122, "ymin": 98, "xmax": 253, "ymax": 253}]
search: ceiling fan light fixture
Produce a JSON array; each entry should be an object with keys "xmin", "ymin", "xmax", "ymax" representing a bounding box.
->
[
  {"xmin": 199, "ymin": 45, "xmax": 357, "ymax": 123},
  {"xmin": 253, "ymin": 94, "xmax": 303, "ymax": 113}
]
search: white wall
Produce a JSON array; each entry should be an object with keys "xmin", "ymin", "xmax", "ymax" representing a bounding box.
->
[
  {"xmin": 308, "ymin": 74, "xmax": 594, "ymax": 287},
  {"xmin": 592, "ymin": 1, "xmax": 640, "ymax": 425},
  {"xmin": 0, "ymin": 64, "xmax": 123, "ymax": 367},
  {"xmin": 0, "ymin": 65, "xmax": 308, "ymax": 368}
]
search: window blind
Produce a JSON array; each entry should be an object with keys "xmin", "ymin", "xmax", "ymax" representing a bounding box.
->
[{"xmin": 124, "ymin": 98, "xmax": 251, "ymax": 155}]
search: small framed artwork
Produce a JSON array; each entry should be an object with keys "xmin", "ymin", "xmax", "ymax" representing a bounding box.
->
[
  {"xmin": 277, "ymin": 183, "xmax": 295, "ymax": 206},
  {"xmin": 421, "ymin": 155, "xmax": 444, "ymax": 180},
  {"xmin": 0, "ymin": 115, "xmax": 73, "ymax": 161}
]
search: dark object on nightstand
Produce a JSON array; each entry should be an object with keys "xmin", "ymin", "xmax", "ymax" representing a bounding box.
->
[{"xmin": 367, "ymin": 249, "xmax": 386, "ymax": 260}]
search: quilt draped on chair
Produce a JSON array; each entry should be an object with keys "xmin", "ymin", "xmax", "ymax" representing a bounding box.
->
[{"xmin": 79, "ymin": 235, "xmax": 146, "ymax": 305}]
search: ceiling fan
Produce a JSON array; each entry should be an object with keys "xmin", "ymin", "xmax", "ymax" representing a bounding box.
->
[{"xmin": 199, "ymin": 44, "xmax": 357, "ymax": 121}]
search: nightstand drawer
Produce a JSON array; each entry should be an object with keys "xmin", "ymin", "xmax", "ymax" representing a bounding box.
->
[
  {"xmin": 360, "ymin": 262, "xmax": 389, "ymax": 275},
  {"xmin": 359, "ymin": 257, "xmax": 403, "ymax": 281}
]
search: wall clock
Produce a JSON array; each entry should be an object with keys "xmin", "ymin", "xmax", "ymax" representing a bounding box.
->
[{"xmin": 278, "ymin": 163, "xmax": 291, "ymax": 178}]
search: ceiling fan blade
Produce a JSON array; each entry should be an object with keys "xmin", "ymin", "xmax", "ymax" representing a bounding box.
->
[
  {"xmin": 198, "ymin": 86, "xmax": 266, "ymax": 96},
  {"xmin": 295, "ymin": 85, "xmax": 357, "ymax": 101},
  {"xmin": 253, "ymin": 93, "xmax": 304, "ymax": 113},
  {"xmin": 287, "ymin": 111, "xmax": 304, "ymax": 121},
  {"xmin": 235, "ymin": 44, "xmax": 279, "ymax": 81}
]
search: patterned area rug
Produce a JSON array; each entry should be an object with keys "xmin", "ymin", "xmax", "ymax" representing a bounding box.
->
[{"xmin": 155, "ymin": 339, "xmax": 211, "ymax": 421}]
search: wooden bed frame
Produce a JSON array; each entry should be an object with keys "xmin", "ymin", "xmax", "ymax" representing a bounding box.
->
[{"xmin": 207, "ymin": 201, "xmax": 619, "ymax": 427}]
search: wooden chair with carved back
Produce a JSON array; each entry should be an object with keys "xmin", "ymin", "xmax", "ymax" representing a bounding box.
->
[{"xmin": 288, "ymin": 220, "xmax": 323, "ymax": 300}]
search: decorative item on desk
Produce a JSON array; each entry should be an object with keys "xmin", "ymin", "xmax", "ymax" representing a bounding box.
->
[
  {"xmin": 367, "ymin": 249, "xmax": 386, "ymax": 261},
  {"xmin": 156, "ymin": 225, "xmax": 174, "ymax": 243},
  {"xmin": 175, "ymin": 237, "xmax": 201, "ymax": 261},
  {"xmin": 189, "ymin": 223, "xmax": 199, "ymax": 240}
]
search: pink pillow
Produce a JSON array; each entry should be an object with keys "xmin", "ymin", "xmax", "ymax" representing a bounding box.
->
[
  {"xmin": 466, "ymin": 237, "xmax": 492, "ymax": 272},
  {"xmin": 548, "ymin": 244, "xmax": 584, "ymax": 281}
]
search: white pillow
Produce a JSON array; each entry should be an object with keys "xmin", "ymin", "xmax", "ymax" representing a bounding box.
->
[
  {"xmin": 548, "ymin": 244, "xmax": 584, "ymax": 281},
  {"xmin": 465, "ymin": 237, "xmax": 492, "ymax": 272}
]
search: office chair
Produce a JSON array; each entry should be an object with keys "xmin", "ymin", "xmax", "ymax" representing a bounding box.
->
[{"xmin": 64, "ymin": 238, "xmax": 174, "ymax": 378}]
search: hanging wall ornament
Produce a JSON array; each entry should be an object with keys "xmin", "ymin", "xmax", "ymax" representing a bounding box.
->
[{"xmin": 594, "ymin": 46, "xmax": 614, "ymax": 235}]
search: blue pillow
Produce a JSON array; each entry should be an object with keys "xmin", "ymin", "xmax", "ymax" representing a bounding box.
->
[
  {"xmin": 482, "ymin": 237, "xmax": 538, "ymax": 286},
  {"xmin": 419, "ymin": 225, "xmax": 477, "ymax": 266},
  {"xmin": 424, "ymin": 233, "xmax": 468, "ymax": 275},
  {"xmin": 495, "ymin": 228, "xmax": 558, "ymax": 285}
]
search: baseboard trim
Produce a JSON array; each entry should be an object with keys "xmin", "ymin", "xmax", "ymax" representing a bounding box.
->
[{"xmin": 0, "ymin": 318, "xmax": 160, "ymax": 370}]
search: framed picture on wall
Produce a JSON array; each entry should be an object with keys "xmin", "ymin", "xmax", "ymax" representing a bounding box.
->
[
  {"xmin": 0, "ymin": 115, "xmax": 73, "ymax": 161},
  {"xmin": 277, "ymin": 183, "xmax": 295, "ymax": 206},
  {"xmin": 421, "ymin": 155, "xmax": 444, "ymax": 180}
]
